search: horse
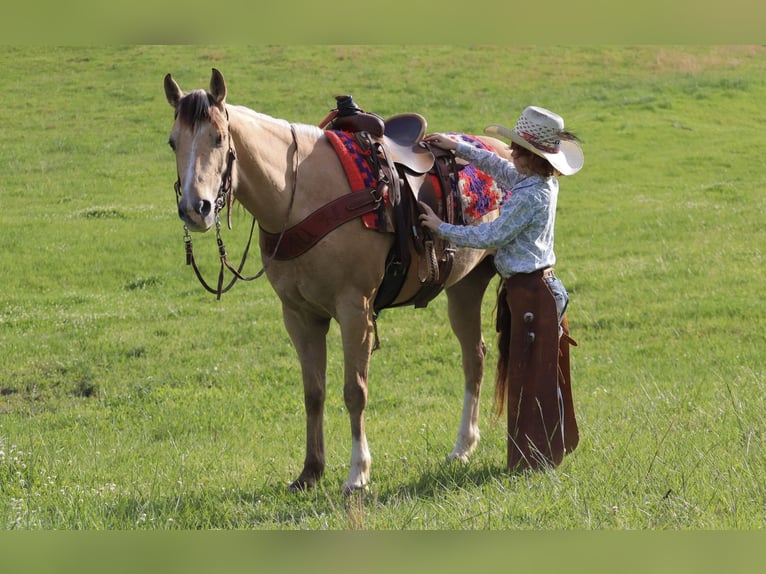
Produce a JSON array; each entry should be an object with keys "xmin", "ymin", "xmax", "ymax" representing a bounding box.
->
[{"xmin": 163, "ymin": 68, "xmax": 509, "ymax": 494}]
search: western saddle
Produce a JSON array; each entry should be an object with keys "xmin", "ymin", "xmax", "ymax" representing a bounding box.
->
[{"xmin": 322, "ymin": 95, "xmax": 465, "ymax": 316}]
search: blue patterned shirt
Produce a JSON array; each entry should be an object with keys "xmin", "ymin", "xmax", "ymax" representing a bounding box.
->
[{"xmin": 436, "ymin": 142, "xmax": 559, "ymax": 277}]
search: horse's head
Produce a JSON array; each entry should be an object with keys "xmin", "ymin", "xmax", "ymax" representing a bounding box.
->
[{"xmin": 164, "ymin": 68, "xmax": 235, "ymax": 232}]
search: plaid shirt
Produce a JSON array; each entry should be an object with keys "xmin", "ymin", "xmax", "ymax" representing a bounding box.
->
[{"xmin": 436, "ymin": 142, "xmax": 559, "ymax": 277}]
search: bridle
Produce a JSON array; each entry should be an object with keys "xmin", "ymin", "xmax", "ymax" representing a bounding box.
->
[{"xmin": 175, "ymin": 120, "xmax": 299, "ymax": 300}]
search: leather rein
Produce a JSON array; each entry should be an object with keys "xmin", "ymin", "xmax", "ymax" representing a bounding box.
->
[{"xmin": 175, "ymin": 123, "xmax": 299, "ymax": 300}]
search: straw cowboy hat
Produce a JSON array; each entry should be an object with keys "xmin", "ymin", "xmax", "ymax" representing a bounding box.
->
[{"xmin": 484, "ymin": 106, "xmax": 584, "ymax": 176}]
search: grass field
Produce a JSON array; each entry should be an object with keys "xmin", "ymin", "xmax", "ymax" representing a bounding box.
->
[{"xmin": 0, "ymin": 45, "xmax": 764, "ymax": 530}]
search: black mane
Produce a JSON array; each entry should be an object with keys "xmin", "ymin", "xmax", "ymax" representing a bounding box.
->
[{"xmin": 176, "ymin": 89, "xmax": 216, "ymax": 129}]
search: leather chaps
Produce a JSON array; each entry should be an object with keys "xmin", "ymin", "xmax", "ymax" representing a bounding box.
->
[{"xmin": 500, "ymin": 269, "xmax": 579, "ymax": 471}]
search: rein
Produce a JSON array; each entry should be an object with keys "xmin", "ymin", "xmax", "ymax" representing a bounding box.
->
[{"xmin": 177, "ymin": 123, "xmax": 299, "ymax": 300}]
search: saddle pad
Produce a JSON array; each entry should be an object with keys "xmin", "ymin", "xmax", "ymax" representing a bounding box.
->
[
  {"xmin": 325, "ymin": 130, "xmax": 387, "ymax": 230},
  {"xmin": 445, "ymin": 133, "xmax": 513, "ymax": 223}
]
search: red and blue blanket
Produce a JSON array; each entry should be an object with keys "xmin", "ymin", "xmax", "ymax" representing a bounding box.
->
[
  {"xmin": 443, "ymin": 133, "xmax": 512, "ymax": 221},
  {"xmin": 325, "ymin": 130, "xmax": 382, "ymax": 229}
]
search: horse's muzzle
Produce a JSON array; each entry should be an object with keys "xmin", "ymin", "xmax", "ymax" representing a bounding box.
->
[{"xmin": 178, "ymin": 199, "xmax": 215, "ymax": 231}]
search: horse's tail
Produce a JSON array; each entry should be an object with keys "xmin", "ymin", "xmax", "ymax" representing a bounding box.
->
[{"xmin": 493, "ymin": 281, "xmax": 511, "ymax": 417}]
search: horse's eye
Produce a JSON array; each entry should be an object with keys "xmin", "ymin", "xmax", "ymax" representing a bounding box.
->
[
  {"xmin": 215, "ymin": 134, "xmax": 224, "ymax": 147},
  {"xmin": 168, "ymin": 138, "xmax": 176, "ymax": 151}
]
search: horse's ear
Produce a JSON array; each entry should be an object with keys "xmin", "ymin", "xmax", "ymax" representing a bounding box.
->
[
  {"xmin": 164, "ymin": 73, "xmax": 183, "ymax": 109},
  {"xmin": 210, "ymin": 68, "xmax": 227, "ymax": 107}
]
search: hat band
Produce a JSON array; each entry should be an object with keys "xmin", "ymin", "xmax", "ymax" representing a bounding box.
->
[{"xmin": 518, "ymin": 130, "xmax": 559, "ymax": 154}]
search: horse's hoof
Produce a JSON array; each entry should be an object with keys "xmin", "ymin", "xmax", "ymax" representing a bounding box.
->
[
  {"xmin": 341, "ymin": 482, "xmax": 368, "ymax": 497},
  {"xmin": 448, "ymin": 445, "xmax": 475, "ymax": 463},
  {"xmin": 447, "ymin": 452, "xmax": 470, "ymax": 463},
  {"xmin": 289, "ymin": 477, "xmax": 316, "ymax": 493}
]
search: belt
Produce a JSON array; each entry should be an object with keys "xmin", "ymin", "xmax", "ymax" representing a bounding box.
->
[
  {"xmin": 503, "ymin": 267, "xmax": 555, "ymax": 283},
  {"xmin": 507, "ymin": 268, "xmax": 554, "ymax": 278}
]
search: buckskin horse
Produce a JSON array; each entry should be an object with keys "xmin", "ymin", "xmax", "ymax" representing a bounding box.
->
[{"xmin": 163, "ymin": 68, "xmax": 511, "ymax": 494}]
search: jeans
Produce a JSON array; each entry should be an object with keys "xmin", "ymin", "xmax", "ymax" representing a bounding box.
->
[{"xmin": 544, "ymin": 273, "xmax": 569, "ymax": 325}]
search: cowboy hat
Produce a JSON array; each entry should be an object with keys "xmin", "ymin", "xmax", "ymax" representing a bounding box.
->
[{"xmin": 484, "ymin": 106, "xmax": 584, "ymax": 176}]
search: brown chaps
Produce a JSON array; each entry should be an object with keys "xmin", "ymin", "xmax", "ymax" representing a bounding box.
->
[{"xmin": 500, "ymin": 270, "xmax": 579, "ymax": 471}]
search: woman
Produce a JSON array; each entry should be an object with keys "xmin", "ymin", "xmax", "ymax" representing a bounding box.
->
[{"xmin": 419, "ymin": 106, "xmax": 583, "ymax": 471}]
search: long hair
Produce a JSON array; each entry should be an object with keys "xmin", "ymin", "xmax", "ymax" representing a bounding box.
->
[{"xmin": 510, "ymin": 143, "xmax": 554, "ymax": 177}]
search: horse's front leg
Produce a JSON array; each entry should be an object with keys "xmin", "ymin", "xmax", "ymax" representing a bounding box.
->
[
  {"xmin": 282, "ymin": 306, "xmax": 331, "ymax": 491},
  {"xmin": 446, "ymin": 260, "xmax": 496, "ymax": 461},
  {"xmin": 337, "ymin": 300, "xmax": 376, "ymax": 495}
]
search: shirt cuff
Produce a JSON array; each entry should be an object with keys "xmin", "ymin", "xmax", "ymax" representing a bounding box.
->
[{"xmin": 436, "ymin": 222, "xmax": 452, "ymax": 237}]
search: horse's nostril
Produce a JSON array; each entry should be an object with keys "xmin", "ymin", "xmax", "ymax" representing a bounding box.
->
[{"xmin": 196, "ymin": 200, "xmax": 212, "ymax": 217}]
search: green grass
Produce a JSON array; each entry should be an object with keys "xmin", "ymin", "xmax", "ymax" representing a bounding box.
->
[{"xmin": 0, "ymin": 46, "xmax": 764, "ymax": 529}]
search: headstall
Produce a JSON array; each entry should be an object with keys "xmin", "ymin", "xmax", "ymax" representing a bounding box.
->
[{"xmin": 176, "ymin": 123, "xmax": 299, "ymax": 299}]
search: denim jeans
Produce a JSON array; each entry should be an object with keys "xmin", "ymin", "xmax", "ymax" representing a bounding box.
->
[{"xmin": 544, "ymin": 273, "xmax": 569, "ymax": 325}]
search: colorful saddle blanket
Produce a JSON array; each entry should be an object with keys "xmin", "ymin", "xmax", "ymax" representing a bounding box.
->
[
  {"xmin": 444, "ymin": 133, "xmax": 512, "ymax": 221},
  {"xmin": 325, "ymin": 130, "xmax": 511, "ymax": 230}
]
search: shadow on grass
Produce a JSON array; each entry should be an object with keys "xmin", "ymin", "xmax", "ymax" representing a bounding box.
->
[
  {"xmin": 378, "ymin": 458, "xmax": 511, "ymax": 503},
  {"xmin": 86, "ymin": 462, "xmax": 511, "ymax": 529},
  {"xmin": 86, "ymin": 481, "xmax": 342, "ymax": 529}
]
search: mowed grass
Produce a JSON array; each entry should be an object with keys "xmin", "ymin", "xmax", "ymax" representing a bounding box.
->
[{"xmin": 0, "ymin": 46, "xmax": 764, "ymax": 529}]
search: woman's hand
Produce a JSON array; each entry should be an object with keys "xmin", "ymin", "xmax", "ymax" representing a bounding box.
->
[
  {"xmin": 418, "ymin": 202, "xmax": 444, "ymax": 232},
  {"xmin": 423, "ymin": 133, "xmax": 457, "ymax": 151}
]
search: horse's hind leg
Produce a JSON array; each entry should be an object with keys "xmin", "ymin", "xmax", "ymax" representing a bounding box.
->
[
  {"xmin": 282, "ymin": 306, "xmax": 331, "ymax": 491},
  {"xmin": 445, "ymin": 258, "xmax": 497, "ymax": 461}
]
